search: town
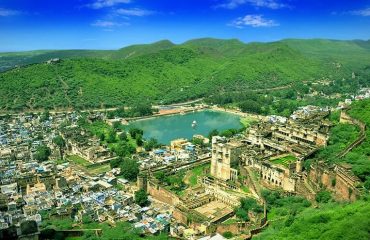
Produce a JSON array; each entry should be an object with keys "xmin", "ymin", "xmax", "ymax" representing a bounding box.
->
[{"xmin": 0, "ymin": 85, "xmax": 369, "ymax": 240}]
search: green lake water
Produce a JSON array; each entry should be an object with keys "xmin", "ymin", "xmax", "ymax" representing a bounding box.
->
[{"xmin": 127, "ymin": 110, "xmax": 242, "ymax": 144}]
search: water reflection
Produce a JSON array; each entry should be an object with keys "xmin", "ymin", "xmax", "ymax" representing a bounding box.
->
[{"xmin": 127, "ymin": 110, "xmax": 242, "ymax": 144}]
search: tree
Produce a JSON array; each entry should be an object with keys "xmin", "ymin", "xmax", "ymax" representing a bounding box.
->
[
  {"xmin": 220, "ymin": 129, "xmax": 234, "ymax": 138},
  {"xmin": 208, "ymin": 129, "xmax": 219, "ymax": 141},
  {"xmin": 191, "ymin": 137, "xmax": 204, "ymax": 147},
  {"xmin": 40, "ymin": 111, "xmax": 50, "ymax": 122},
  {"xmin": 135, "ymin": 189, "xmax": 149, "ymax": 207},
  {"xmin": 364, "ymin": 177, "xmax": 370, "ymax": 190},
  {"xmin": 136, "ymin": 135, "xmax": 143, "ymax": 147},
  {"xmin": 112, "ymin": 121, "xmax": 122, "ymax": 130},
  {"xmin": 82, "ymin": 215, "xmax": 93, "ymax": 224},
  {"xmin": 99, "ymin": 133, "xmax": 105, "ymax": 141},
  {"xmin": 315, "ymin": 190, "xmax": 332, "ymax": 203},
  {"xmin": 119, "ymin": 132, "xmax": 128, "ymax": 142},
  {"xmin": 236, "ymin": 208, "xmax": 249, "ymax": 221},
  {"xmin": 114, "ymin": 142, "xmax": 136, "ymax": 157},
  {"xmin": 107, "ymin": 130, "xmax": 117, "ymax": 143},
  {"xmin": 130, "ymin": 102, "xmax": 153, "ymax": 117},
  {"xmin": 222, "ymin": 231, "xmax": 233, "ymax": 239},
  {"xmin": 239, "ymin": 100, "xmax": 262, "ymax": 114},
  {"xmin": 120, "ymin": 158, "xmax": 140, "ymax": 181},
  {"xmin": 144, "ymin": 138, "xmax": 160, "ymax": 151},
  {"xmin": 129, "ymin": 128, "xmax": 144, "ymax": 139},
  {"xmin": 154, "ymin": 171, "xmax": 166, "ymax": 183},
  {"xmin": 110, "ymin": 157, "xmax": 123, "ymax": 169},
  {"xmin": 53, "ymin": 135, "xmax": 66, "ymax": 160},
  {"xmin": 35, "ymin": 145, "xmax": 51, "ymax": 162}
]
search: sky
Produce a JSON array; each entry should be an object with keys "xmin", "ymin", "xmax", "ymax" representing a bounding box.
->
[{"xmin": 0, "ymin": 0, "xmax": 369, "ymax": 51}]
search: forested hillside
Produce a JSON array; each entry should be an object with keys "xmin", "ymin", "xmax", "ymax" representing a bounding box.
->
[
  {"xmin": 0, "ymin": 38, "xmax": 370, "ymax": 111},
  {"xmin": 254, "ymin": 197, "xmax": 370, "ymax": 240}
]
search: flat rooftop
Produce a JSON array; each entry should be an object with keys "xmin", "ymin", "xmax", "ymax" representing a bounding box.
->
[{"xmin": 194, "ymin": 200, "xmax": 233, "ymax": 222}]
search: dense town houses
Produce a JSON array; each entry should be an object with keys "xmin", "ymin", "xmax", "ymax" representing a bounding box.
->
[{"xmin": 0, "ymin": 92, "xmax": 369, "ymax": 239}]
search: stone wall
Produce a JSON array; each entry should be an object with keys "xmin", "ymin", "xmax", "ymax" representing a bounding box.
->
[
  {"xmin": 147, "ymin": 180, "xmax": 180, "ymax": 206},
  {"xmin": 172, "ymin": 208, "xmax": 188, "ymax": 225},
  {"xmin": 216, "ymin": 222, "xmax": 249, "ymax": 235},
  {"xmin": 309, "ymin": 162, "xmax": 360, "ymax": 201}
]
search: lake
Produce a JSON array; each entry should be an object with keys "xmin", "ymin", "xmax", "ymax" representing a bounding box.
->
[{"xmin": 127, "ymin": 110, "xmax": 242, "ymax": 144}]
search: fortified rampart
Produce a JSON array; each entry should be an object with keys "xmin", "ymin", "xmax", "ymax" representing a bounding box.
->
[
  {"xmin": 337, "ymin": 111, "xmax": 366, "ymax": 158},
  {"xmin": 309, "ymin": 162, "xmax": 361, "ymax": 201},
  {"xmin": 146, "ymin": 179, "xmax": 181, "ymax": 206}
]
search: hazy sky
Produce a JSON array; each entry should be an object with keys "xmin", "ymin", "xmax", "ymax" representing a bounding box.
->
[{"xmin": 0, "ymin": 0, "xmax": 369, "ymax": 51}]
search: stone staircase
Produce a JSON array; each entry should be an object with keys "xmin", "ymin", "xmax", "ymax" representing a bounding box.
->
[
  {"xmin": 296, "ymin": 178, "xmax": 316, "ymax": 201},
  {"xmin": 244, "ymin": 166, "xmax": 262, "ymax": 200}
]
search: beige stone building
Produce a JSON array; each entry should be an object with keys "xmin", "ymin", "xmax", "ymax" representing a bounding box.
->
[{"xmin": 210, "ymin": 136, "xmax": 245, "ymax": 181}]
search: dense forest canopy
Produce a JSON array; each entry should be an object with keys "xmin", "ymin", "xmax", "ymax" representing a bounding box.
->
[{"xmin": 0, "ymin": 38, "xmax": 370, "ymax": 111}]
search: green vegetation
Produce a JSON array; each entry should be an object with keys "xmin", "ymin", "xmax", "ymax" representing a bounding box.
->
[
  {"xmin": 241, "ymin": 185, "xmax": 249, "ymax": 193},
  {"xmin": 240, "ymin": 116, "xmax": 257, "ymax": 128},
  {"xmin": 222, "ymin": 231, "xmax": 234, "ymax": 239},
  {"xmin": 87, "ymin": 164, "xmax": 111, "ymax": 175},
  {"xmin": 135, "ymin": 189, "xmax": 149, "ymax": 207},
  {"xmin": 107, "ymin": 102, "xmax": 154, "ymax": 119},
  {"xmin": 78, "ymin": 118, "xmax": 138, "ymax": 158},
  {"xmin": 315, "ymin": 190, "xmax": 332, "ymax": 203},
  {"xmin": 235, "ymin": 198, "xmax": 263, "ymax": 222},
  {"xmin": 222, "ymin": 218, "xmax": 239, "ymax": 225},
  {"xmin": 1, "ymin": 39, "xmax": 369, "ymax": 111},
  {"xmin": 53, "ymin": 135, "xmax": 66, "ymax": 159},
  {"xmin": 307, "ymin": 100, "xmax": 370, "ymax": 182},
  {"xmin": 154, "ymin": 171, "xmax": 187, "ymax": 195},
  {"xmin": 187, "ymin": 164, "xmax": 209, "ymax": 187},
  {"xmin": 111, "ymin": 158, "xmax": 140, "ymax": 181},
  {"xmin": 315, "ymin": 124, "xmax": 360, "ymax": 162},
  {"xmin": 34, "ymin": 145, "xmax": 51, "ymax": 162},
  {"xmin": 345, "ymin": 100, "xmax": 370, "ymax": 182},
  {"xmin": 262, "ymin": 190, "xmax": 311, "ymax": 221},
  {"xmin": 254, "ymin": 196, "xmax": 370, "ymax": 240},
  {"xmin": 67, "ymin": 155, "xmax": 90, "ymax": 167},
  {"xmin": 40, "ymin": 217, "xmax": 169, "ymax": 240},
  {"xmin": 270, "ymin": 155, "xmax": 297, "ymax": 167}
]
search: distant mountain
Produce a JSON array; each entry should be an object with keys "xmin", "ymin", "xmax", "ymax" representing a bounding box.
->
[
  {"xmin": 282, "ymin": 39, "xmax": 370, "ymax": 67},
  {"xmin": 182, "ymin": 38, "xmax": 246, "ymax": 57},
  {"xmin": 0, "ymin": 38, "xmax": 369, "ymax": 111},
  {"xmin": 114, "ymin": 40, "xmax": 175, "ymax": 59},
  {"xmin": 0, "ymin": 49, "xmax": 114, "ymax": 72}
]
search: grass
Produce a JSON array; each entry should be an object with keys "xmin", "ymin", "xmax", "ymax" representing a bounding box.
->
[
  {"xmin": 270, "ymin": 155, "xmax": 297, "ymax": 167},
  {"xmin": 188, "ymin": 164, "xmax": 209, "ymax": 187},
  {"xmin": 241, "ymin": 185, "xmax": 249, "ymax": 193},
  {"xmin": 87, "ymin": 164, "xmax": 111, "ymax": 175},
  {"xmin": 67, "ymin": 155, "xmax": 91, "ymax": 166},
  {"xmin": 240, "ymin": 116, "xmax": 257, "ymax": 128},
  {"xmin": 56, "ymin": 158, "xmax": 68, "ymax": 164},
  {"xmin": 223, "ymin": 218, "xmax": 239, "ymax": 225},
  {"xmin": 41, "ymin": 217, "xmax": 170, "ymax": 239},
  {"xmin": 254, "ymin": 197, "xmax": 370, "ymax": 240}
]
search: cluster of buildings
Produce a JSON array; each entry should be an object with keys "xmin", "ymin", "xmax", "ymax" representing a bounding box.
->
[
  {"xmin": 208, "ymin": 106, "xmax": 330, "ymax": 198},
  {"xmin": 0, "ymin": 112, "xmax": 179, "ymax": 239},
  {"xmin": 338, "ymin": 87, "xmax": 370, "ymax": 109},
  {"xmin": 139, "ymin": 136, "xmax": 210, "ymax": 171},
  {"xmin": 0, "ymin": 99, "xmax": 365, "ymax": 239},
  {"xmin": 141, "ymin": 105, "xmax": 334, "ymax": 238},
  {"xmin": 0, "ymin": 151, "xmax": 173, "ymax": 238}
]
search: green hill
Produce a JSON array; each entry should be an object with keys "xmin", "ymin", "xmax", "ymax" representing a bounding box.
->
[
  {"xmin": 0, "ymin": 49, "xmax": 114, "ymax": 72},
  {"xmin": 114, "ymin": 40, "xmax": 176, "ymax": 59},
  {"xmin": 282, "ymin": 39, "xmax": 370, "ymax": 68},
  {"xmin": 254, "ymin": 197, "xmax": 370, "ymax": 240},
  {"xmin": 0, "ymin": 38, "xmax": 369, "ymax": 111}
]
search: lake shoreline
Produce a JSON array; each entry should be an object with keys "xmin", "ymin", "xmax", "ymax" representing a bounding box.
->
[
  {"xmin": 127, "ymin": 106, "xmax": 248, "ymax": 124},
  {"xmin": 126, "ymin": 109, "xmax": 244, "ymax": 144}
]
